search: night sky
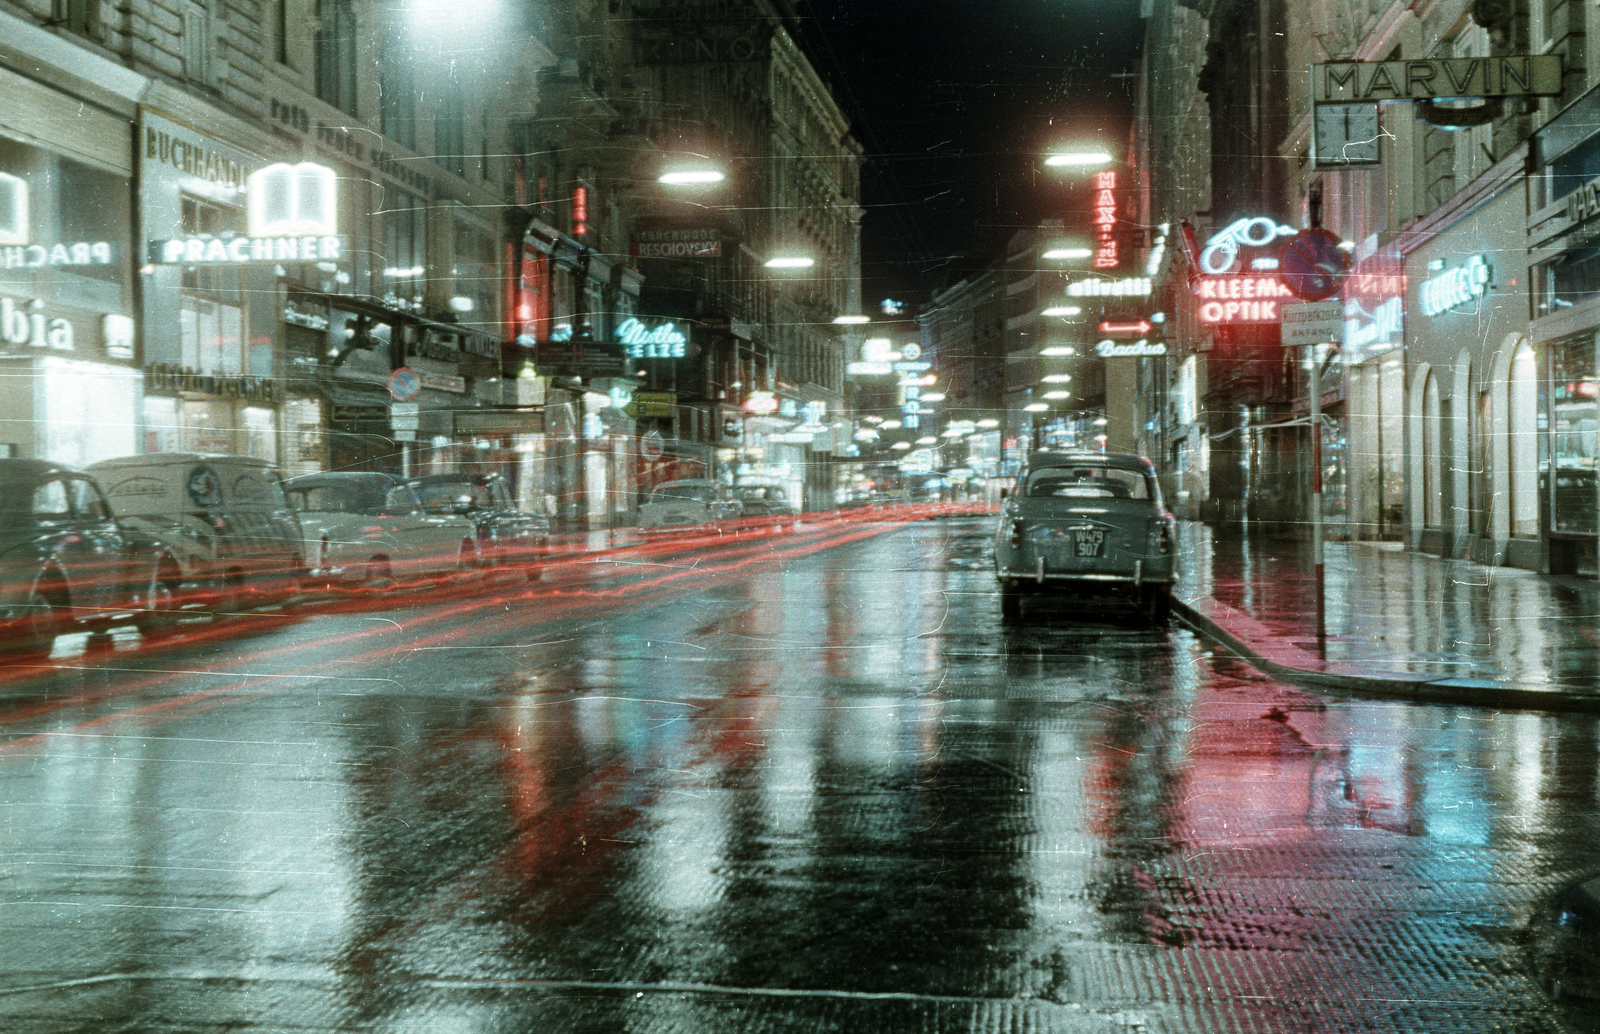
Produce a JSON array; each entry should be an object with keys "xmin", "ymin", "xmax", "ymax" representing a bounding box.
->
[{"xmin": 794, "ymin": 0, "xmax": 1147, "ymax": 310}]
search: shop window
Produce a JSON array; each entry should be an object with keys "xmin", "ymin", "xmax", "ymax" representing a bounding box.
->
[
  {"xmin": 1423, "ymin": 371, "xmax": 1441, "ymax": 529},
  {"xmin": 314, "ymin": 0, "xmax": 358, "ymax": 115},
  {"xmin": 1551, "ymin": 338, "xmax": 1598, "ymax": 534},
  {"xmin": 38, "ymin": 356, "xmax": 137, "ymax": 466},
  {"xmin": 1510, "ymin": 344, "xmax": 1540, "ymax": 537},
  {"xmin": 452, "ymin": 222, "xmax": 497, "ymax": 326},
  {"xmin": 381, "ymin": 187, "xmax": 427, "ymax": 308},
  {"xmin": 244, "ymin": 406, "xmax": 278, "ymax": 464},
  {"xmin": 180, "ymin": 195, "xmax": 245, "ymax": 375},
  {"xmin": 379, "ymin": 31, "xmax": 417, "ymax": 149}
]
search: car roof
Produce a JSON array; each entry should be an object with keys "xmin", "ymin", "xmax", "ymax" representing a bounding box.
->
[
  {"xmin": 0, "ymin": 458, "xmax": 88, "ymax": 480},
  {"xmin": 656, "ymin": 478, "xmax": 718, "ymax": 487},
  {"xmin": 87, "ymin": 453, "xmax": 274, "ymax": 469},
  {"xmin": 284, "ymin": 472, "xmax": 399, "ymax": 487},
  {"xmin": 1024, "ymin": 450, "xmax": 1151, "ymax": 472},
  {"xmin": 408, "ymin": 472, "xmax": 500, "ymax": 485}
]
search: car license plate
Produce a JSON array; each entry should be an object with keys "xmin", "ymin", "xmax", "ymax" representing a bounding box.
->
[{"xmin": 1073, "ymin": 528, "xmax": 1105, "ymax": 557}]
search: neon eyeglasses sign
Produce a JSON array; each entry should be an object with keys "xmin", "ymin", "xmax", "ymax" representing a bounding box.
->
[{"xmin": 1199, "ymin": 217, "xmax": 1296, "ymax": 275}]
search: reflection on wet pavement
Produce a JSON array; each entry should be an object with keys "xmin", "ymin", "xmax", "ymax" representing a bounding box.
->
[{"xmin": 0, "ymin": 518, "xmax": 1596, "ymax": 1032}]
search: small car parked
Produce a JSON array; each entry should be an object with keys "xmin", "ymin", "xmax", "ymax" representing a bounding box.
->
[
  {"xmin": 406, "ymin": 472, "xmax": 550, "ymax": 572},
  {"xmin": 283, "ymin": 472, "xmax": 479, "ymax": 586},
  {"xmin": 993, "ymin": 451, "xmax": 1176, "ymax": 622},
  {"xmin": 0, "ymin": 459, "xmax": 183, "ymax": 654},
  {"xmin": 734, "ymin": 484, "xmax": 798, "ymax": 521},
  {"xmin": 636, "ymin": 479, "xmax": 742, "ymax": 531},
  {"xmin": 88, "ymin": 453, "xmax": 306, "ymax": 609}
]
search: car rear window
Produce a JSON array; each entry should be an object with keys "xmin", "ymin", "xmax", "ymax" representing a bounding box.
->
[
  {"xmin": 1025, "ymin": 467, "xmax": 1149, "ymax": 500},
  {"xmin": 653, "ymin": 485, "xmax": 714, "ymax": 502}
]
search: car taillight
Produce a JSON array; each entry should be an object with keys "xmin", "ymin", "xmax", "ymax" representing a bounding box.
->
[
  {"xmin": 1010, "ymin": 520, "xmax": 1023, "ymax": 547},
  {"xmin": 1158, "ymin": 525, "xmax": 1172, "ymax": 554}
]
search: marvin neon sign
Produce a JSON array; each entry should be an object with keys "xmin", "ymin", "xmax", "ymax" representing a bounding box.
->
[{"xmin": 150, "ymin": 162, "xmax": 344, "ymax": 266}]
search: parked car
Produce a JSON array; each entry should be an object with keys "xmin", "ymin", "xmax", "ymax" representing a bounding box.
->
[
  {"xmin": 282, "ymin": 473, "xmax": 479, "ymax": 586},
  {"xmin": 992, "ymin": 451, "xmax": 1176, "ymax": 623},
  {"xmin": 0, "ymin": 460, "xmax": 183, "ymax": 655},
  {"xmin": 406, "ymin": 472, "xmax": 550, "ymax": 571},
  {"xmin": 636, "ymin": 479, "xmax": 742, "ymax": 531},
  {"xmin": 87, "ymin": 453, "xmax": 306, "ymax": 609},
  {"xmin": 734, "ymin": 484, "xmax": 798, "ymax": 521}
]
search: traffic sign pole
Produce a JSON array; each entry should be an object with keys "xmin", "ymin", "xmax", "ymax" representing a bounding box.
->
[{"xmin": 1308, "ymin": 344, "xmax": 1326, "ymax": 648}]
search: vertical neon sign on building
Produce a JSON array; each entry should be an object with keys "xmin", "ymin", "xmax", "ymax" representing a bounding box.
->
[{"xmin": 1091, "ymin": 171, "xmax": 1118, "ymax": 269}]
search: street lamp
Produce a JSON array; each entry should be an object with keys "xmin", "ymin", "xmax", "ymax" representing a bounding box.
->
[
  {"xmin": 1044, "ymin": 149, "xmax": 1113, "ymax": 168},
  {"xmin": 658, "ymin": 168, "xmax": 726, "ymax": 186},
  {"xmin": 764, "ymin": 256, "xmax": 814, "ymax": 269},
  {"xmin": 1042, "ymin": 306, "xmax": 1081, "ymax": 317},
  {"xmin": 833, "ymin": 314, "xmax": 870, "ymax": 325},
  {"xmin": 1043, "ymin": 246, "xmax": 1093, "ymax": 260}
]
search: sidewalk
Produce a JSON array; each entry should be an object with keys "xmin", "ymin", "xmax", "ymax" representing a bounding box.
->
[{"xmin": 1171, "ymin": 521, "xmax": 1600, "ymax": 710}]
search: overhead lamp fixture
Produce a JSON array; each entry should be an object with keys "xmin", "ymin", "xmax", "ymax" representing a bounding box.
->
[
  {"xmin": 916, "ymin": 436, "xmax": 938, "ymax": 445},
  {"xmin": 1043, "ymin": 390, "xmax": 1072, "ymax": 400},
  {"xmin": 1042, "ymin": 374, "xmax": 1072, "ymax": 383},
  {"xmin": 920, "ymin": 392, "xmax": 946, "ymax": 402},
  {"xmin": 833, "ymin": 314, "xmax": 870, "ymax": 324},
  {"xmin": 881, "ymin": 419, "xmax": 903, "ymax": 429},
  {"xmin": 1043, "ymin": 247, "xmax": 1093, "ymax": 260},
  {"xmin": 891, "ymin": 441, "xmax": 911, "ymax": 450},
  {"xmin": 1042, "ymin": 306, "xmax": 1082, "ymax": 317},
  {"xmin": 1045, "ymin": 150, "xmax": 1113, "ymax": 167},
  {"xmin": 1024, "ymin": 403, "xmax": 1049, "ymax": 412},
  {"xmin": 659, "ymin": 169, "xmax": 725, "ymax": 185},
  {"xmin": 977, "ymin": 418, "xmax": 999, "ymax": 428},
  {"xmin": 1040, "ymin": 346, "xmax": 1075, "ymax": 356},
  {"xmin": 765, "ymin": 256, "xmax": 814, "ymax": 269}
]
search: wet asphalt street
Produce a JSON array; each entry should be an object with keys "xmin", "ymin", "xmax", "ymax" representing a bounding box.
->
[{"xmin": 3, "ymin": 516, "xmax": 1600, "ymax": 1033}]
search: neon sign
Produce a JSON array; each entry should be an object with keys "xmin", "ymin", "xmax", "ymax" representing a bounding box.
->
[
  {"xmin": 1094, "ymin": 339, "xmax": 1167, "ymax": 357},
  {"xmin": 1199, "ymin": 217, "xmax": 1296, "ymax": 275},
  {"xmin": 149, "ymin": 235, "xmax": 345, "ymax": 265},
  {"xmin": 1, "ymin": 296, "xmax": 74, "ymax": 351},
  {"xmin": 1091, "ymin": 171, "xmax": 1118, "ymax": 269},
  {"xmin": 1067, "ymin": 277, "xmax": 1151, "ymax": 297},
  {"xmin": 617, "ymin": 317, "xmax": 687, "ymax": 358},
  {"xmin": 1, "ymin": 242, "xmax": 115, "ymax": 268},
  {"xmin": 1419, "ymin": 254, "xmax": 1490, "ymax": 316},
  {"xmin": 743, "ymin": 391, "xmax": 779, "ymax": 415},
  {"xmin": 247, "ymin": 162, "xmax": 337, "ymax": 237},
  {"xmin": 1194, "ymin": 274, "xmax": 1296, "ymax": 324}
]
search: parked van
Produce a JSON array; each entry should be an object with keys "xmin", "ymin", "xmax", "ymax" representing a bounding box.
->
[{"xmin": 86, "ymin": 454, "xmax": 307, "ymax": 609}]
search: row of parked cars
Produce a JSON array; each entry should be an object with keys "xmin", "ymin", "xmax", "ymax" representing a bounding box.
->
[{"xmin": 0, "ymin": 454, "xmax": 552, "ymax": 657}]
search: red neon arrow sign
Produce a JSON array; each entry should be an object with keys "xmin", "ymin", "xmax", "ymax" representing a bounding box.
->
[{"xmin": 1098, "ymin": 320, "xmax": 1152, "ymax": 335}]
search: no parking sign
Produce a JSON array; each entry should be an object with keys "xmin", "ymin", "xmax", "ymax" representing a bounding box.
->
[{"xmin": 388, "ymin": 367, "xmax": 422, "ymax": 401}]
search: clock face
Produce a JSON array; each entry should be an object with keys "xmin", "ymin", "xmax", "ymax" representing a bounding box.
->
[{"xmin": 1313, "ymin": 103, "xmax": 1382, "ymax": 169}]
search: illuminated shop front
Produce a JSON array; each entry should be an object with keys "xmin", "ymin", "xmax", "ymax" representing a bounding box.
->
[
  {"xmin": 0, "ymin": 118, "xmax": 140, "ymax": 465},
  {"xmin": 139, "ymin": 110, "xmax": 281, "ymax": 460},
  {"xmin": 1339, "ymin": 242, "xmax": 1405, "ymax": 541}
]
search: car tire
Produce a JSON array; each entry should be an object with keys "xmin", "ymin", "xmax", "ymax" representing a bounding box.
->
[
  {"xmin": 999, "ymin": 581, "xmax": 1022, "ymax": 621},
  {"xmin": 136, "ymin": 562, "xmax": 184, "ymax": 639},
  {"xmin": 6, "ymin": 576, "xmax": 65, "ymax": 659}
]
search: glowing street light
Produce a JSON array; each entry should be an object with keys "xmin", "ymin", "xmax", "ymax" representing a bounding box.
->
[
  {"xmin": 1042, "ymin": 374, "xmax": 1072, "ymax": 383},
  {"xmin": 1045, "ymin": 150, "xmax": 1113, "ymax": 168},
  {"xmin": 916, "ymin": 436, "xmax": 938, "ymax": 445},
  {"xmin": 1042, "ymin": 305, "xmax": 1082, "ymax": 317},
  {"xmin": 833, "ymin": 314, "xmax": 870, "ymax": 325},
  {"xmin": 1024, "ymin": 402, "xmax": 1049, "ymax": 412},
  {"xmin": 1040, "ymin": 346, "xmax": 1075, "ymax": 356},
  {"xmin": 659, "ymin": 169, "xmax": 726, "ymax": 185},
  {"xmin": 1043, "ymin": 390, "xmax": 1072, "ymax": 400},
  {"xmin": 1043, "ymin": 247, "xmax": 1093, "ymax": 260},
  {"xmin": 891, "ymin": 441, "xmax": 911, "ymax": 450},
  {"xmin": 764, "ymin": 256, "xmax": 814, "ymax": 269}
]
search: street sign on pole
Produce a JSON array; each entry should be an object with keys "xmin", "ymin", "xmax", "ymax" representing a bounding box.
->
[
  {"xmin": 1278, "ymin": 228, "xmax": 1350, "ymax": 301},
  {"xmin": 1281, "ymin": 299, "xmax": 1344, "ymax": 346}
]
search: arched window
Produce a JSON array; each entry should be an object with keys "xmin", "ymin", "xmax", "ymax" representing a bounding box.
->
[{"xmin": 1509, "ymin": 343, "xmax": 1539, "ymax": 537}]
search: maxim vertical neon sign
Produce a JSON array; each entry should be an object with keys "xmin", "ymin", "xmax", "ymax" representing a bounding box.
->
[{"xmin": 1091, "ymin": 171, "xmax": 1118, "ymax": 269}]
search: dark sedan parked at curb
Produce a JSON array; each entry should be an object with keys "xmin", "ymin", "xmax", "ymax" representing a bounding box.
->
[
  {"xmin": 407, "ymin": 473, "xmax": 551, "ymax": 573},
  {"xmin": 993, "ymin": 451, "xmax": 1176, "ymax": 623},
  {"xmin": 0, "ymin": 459, "xmax": 184, "ymax": 656}
]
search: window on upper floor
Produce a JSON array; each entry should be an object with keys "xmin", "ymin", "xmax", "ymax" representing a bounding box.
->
[
  {"xmin": 273, "ymin": 0, "xmax": 291, "ymax": 65},
  {"xmin": 50, "ymin": 0, "xmax": 99, "ymax": 39},
  {"xmin": 183, "ymin": 1, "xmax": 216, "ymax": 86},
  {"xmin": 379, "ymin": 33, "xmax": 417, "ymax": 149},
  {"xmin": 438, "ymin": 69, "xmax": 468, "ymax": 178},
  {"xmin": 315, "ymin": 0, "xmax": 358, "ymax": 115}
]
